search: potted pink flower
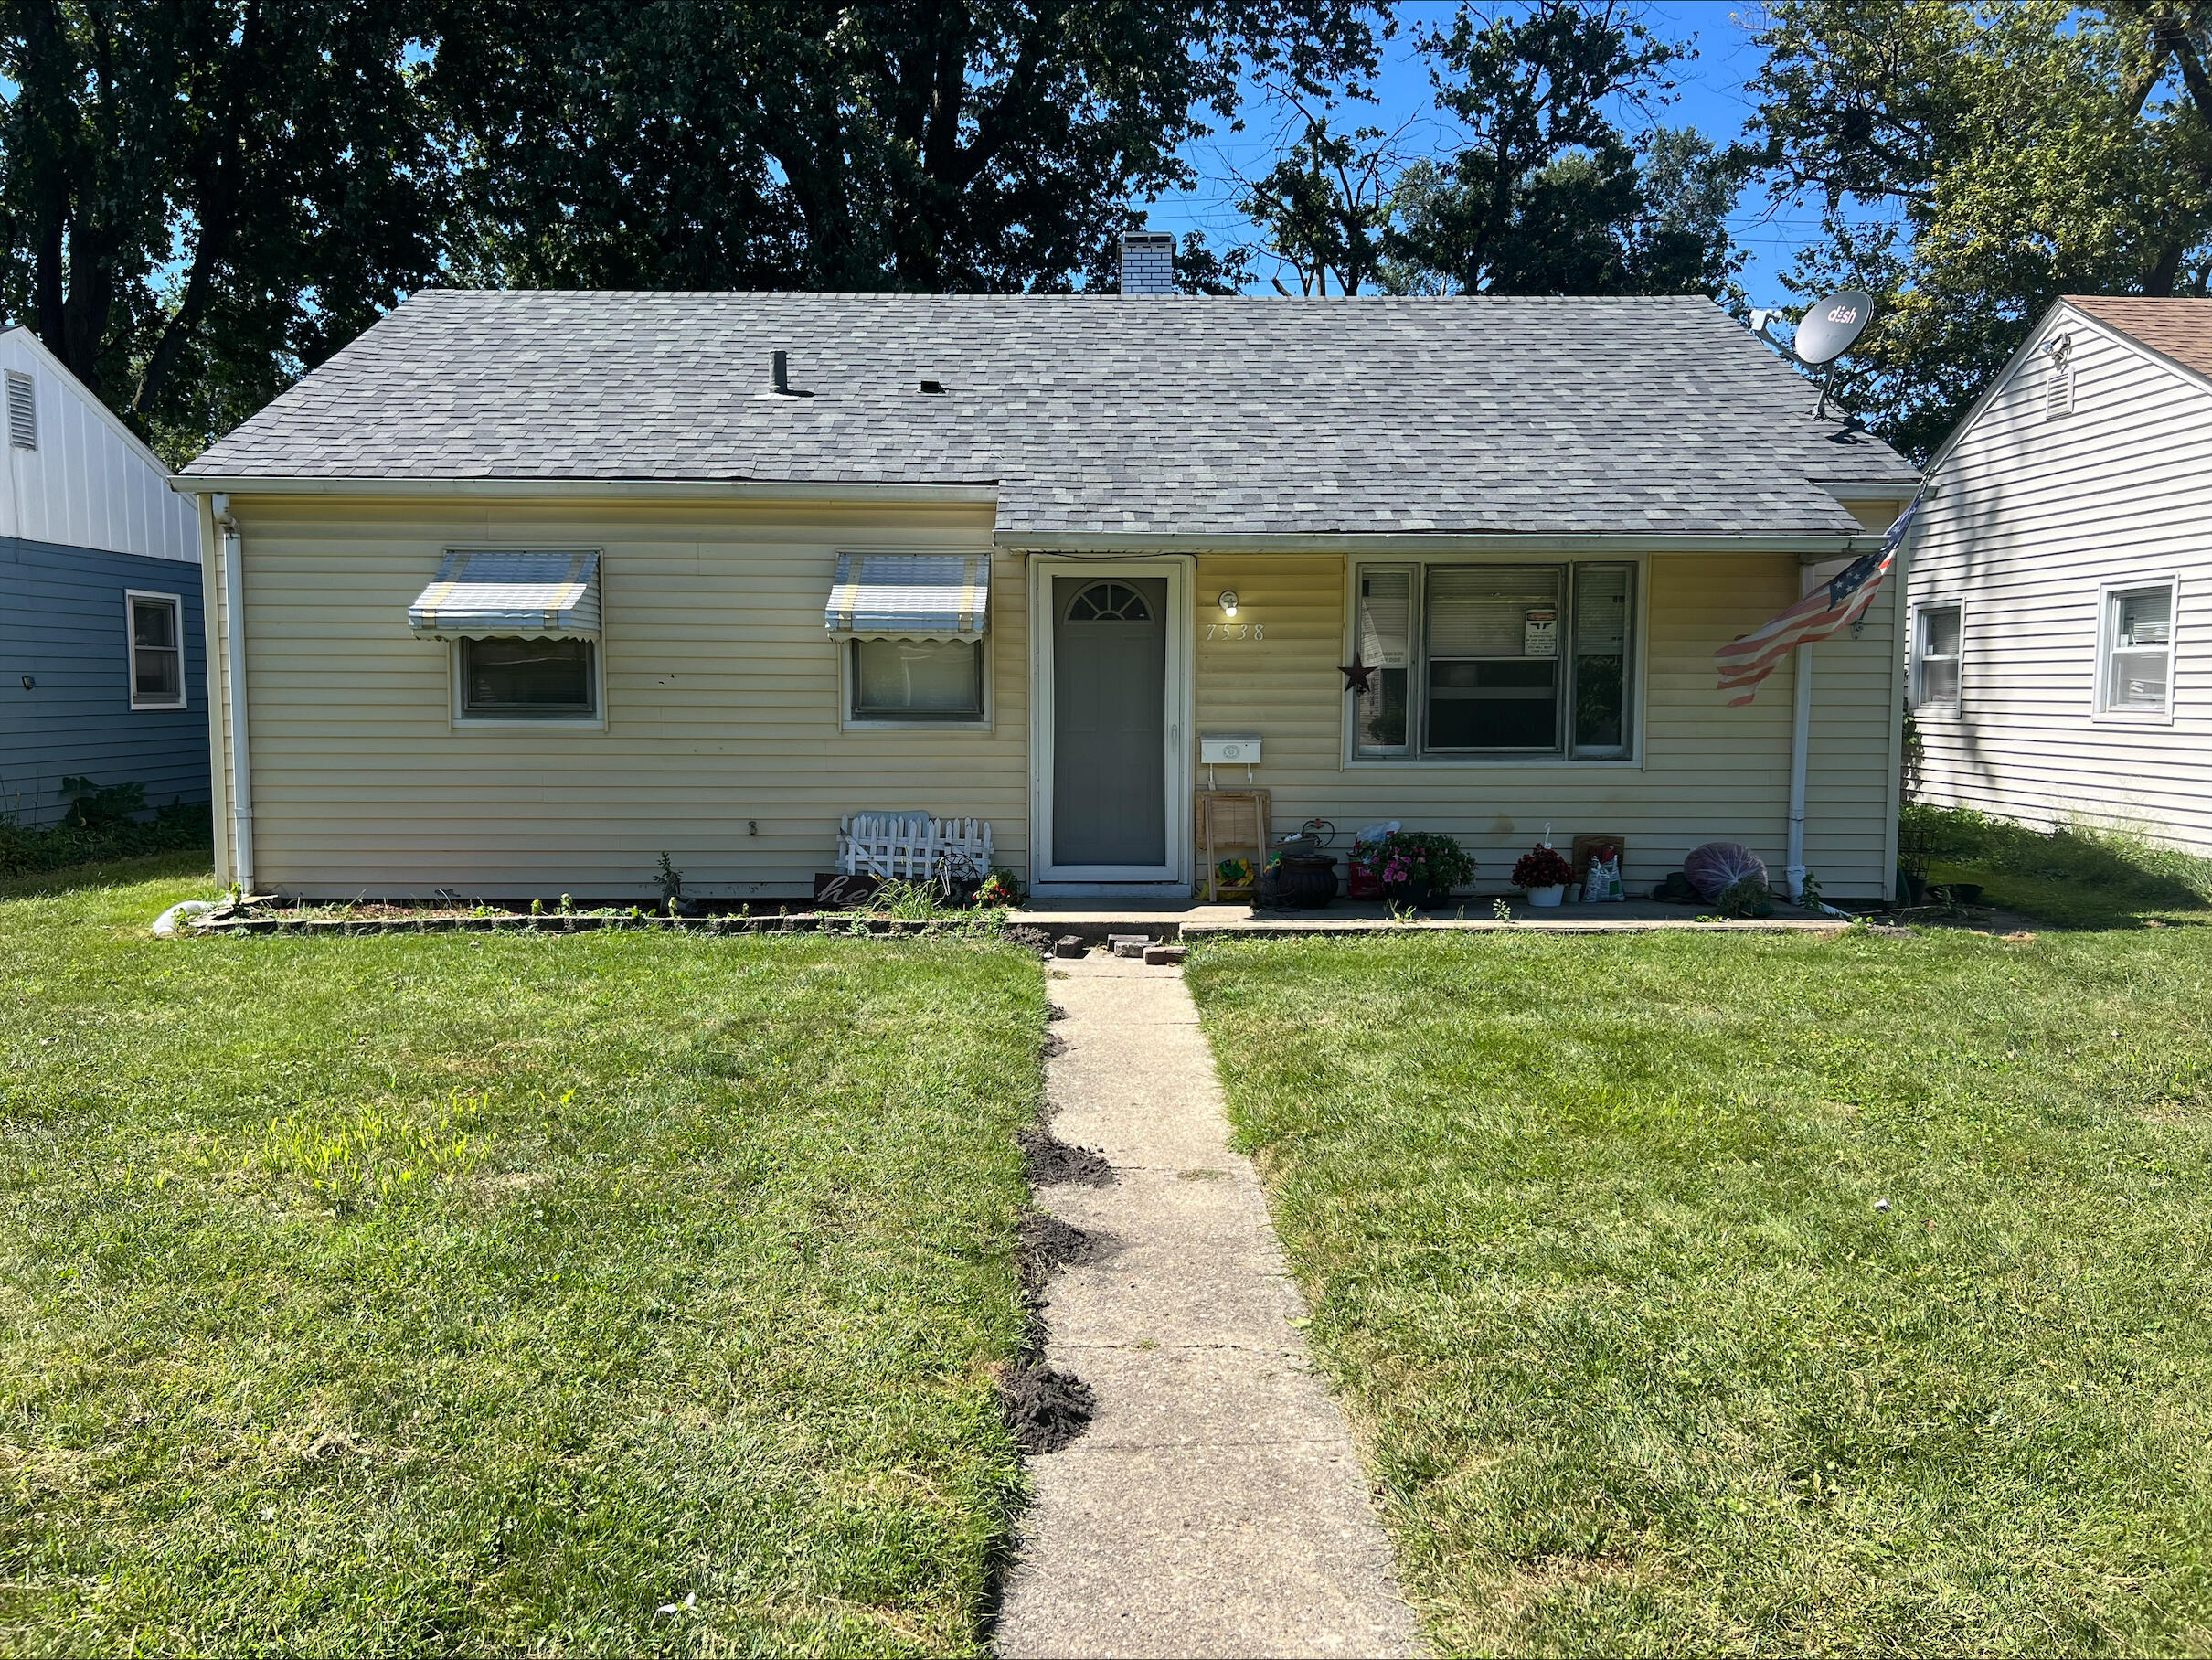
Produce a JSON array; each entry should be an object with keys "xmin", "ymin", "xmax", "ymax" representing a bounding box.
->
[{"xmin": 1511, "ymin": 844, "xmax": 1575, "ymax": 908}]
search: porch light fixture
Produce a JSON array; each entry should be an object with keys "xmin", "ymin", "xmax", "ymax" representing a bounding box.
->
[{"xmin": 1218, "ymin": 589, "xmax": 1239, "ymax": 618}]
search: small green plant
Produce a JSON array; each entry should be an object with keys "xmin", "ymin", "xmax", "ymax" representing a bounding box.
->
[
  {"xmin": 558, "ymin": 893, "xmax": 575, "ymax": 913},
  {"xmin": 530, "ymin": 897, "xmax": 546, "ymax": 916},
  {"xmin": 1798, "ymin": 869, "xmax": 1825, "ymax": 911},
  {"xmin": 654, "ymin": 852, "xmax": 685, "ymax": 909},
  {"xmin": 1492, "ymin": 898, "xmax": 1514, "ymax": 923},
  {"xmin": 1715, "ymin": 878, "xmax": 1775, "ymax": 919},
  {"xmin": 977, "ymin": 867, "xmax": 1026, "ymax": 908},
  {"xmin": 60, "ymin": 776, "xmax": 149, "ymax": 829},
  {"xmin": 868, "ymin": 878, "xmax": 951, "ymax": 921}
]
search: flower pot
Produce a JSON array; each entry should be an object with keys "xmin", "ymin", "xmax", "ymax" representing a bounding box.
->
[
  {"xmin": 1526, "ymin": 884, "xmax": 1566, "ymax": 908},
  {"xmin": 1274, "ymin": 855, "xmax": 1339, "ymax": 910},
  {"xmin": 1381, "ymin": 880, "xmax": 1439, "ymax": 910}
]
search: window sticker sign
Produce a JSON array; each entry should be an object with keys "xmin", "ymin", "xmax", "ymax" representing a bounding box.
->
[{"xmin": 1524, "ymin": 608, "xmax": 1559, "ymax": 657}]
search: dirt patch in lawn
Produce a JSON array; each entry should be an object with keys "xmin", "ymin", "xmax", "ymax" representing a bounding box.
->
[
  {"xmin": 1018, "ymin": 1128, "xmax": 1111, "ymax": 1187},
  {"xmin": 1001, "ymin": 1365, "xmax": 1098, "ymax": 1454},
  {"xmin": 1017, "ymin": 1213, "xmax": 1112, "ymax": 1293}
]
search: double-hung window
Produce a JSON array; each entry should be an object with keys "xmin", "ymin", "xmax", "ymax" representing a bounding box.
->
[
  {"xmin": 126, "ymin": 591, "xmax": 186, "ymax": 710},
  {"xmin": 1912, "ymin": 603, "xmax": 1962, "ymax": 713},
  {"xmin": 2099, "ymin": 582, "xmax": 2175, "ymax": 716},
  {"xmin": 1351, "ymin": 562, "xmax": 1636, "ymax": 761}
]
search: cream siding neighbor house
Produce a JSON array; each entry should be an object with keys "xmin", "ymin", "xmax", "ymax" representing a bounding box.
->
[
  {"xmin": 175, "ymin": 265, "xmax": 1917, "ymax": 903},
  {"xmin": 1907, "ymin": 296, "xmax": 2212, "ymax": 856}
]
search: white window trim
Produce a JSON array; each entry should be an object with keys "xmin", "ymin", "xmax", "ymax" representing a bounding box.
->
[
  {"xmin": 1909, "ymin": 598, "xmax": 1964, "ymax": 718},
  {"xmin": 123, "ymin": 590, "xmax": 187, "ymax": 710},
  {"xmin": 1339, "ymin": 551, "xmax": 1649, "ymax": 768},
  {"xmin": 838, "ymin": 633, "xmax": 995, "ymax": 733},
  {"xmin": 2092, "ymin": 575, "xmax": 2180, "ymax": 726}
]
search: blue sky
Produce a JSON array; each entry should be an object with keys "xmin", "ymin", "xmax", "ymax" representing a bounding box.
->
[{"xmin": 1144, "ymin": 1, "xmax": 1822, "ymax": 309}]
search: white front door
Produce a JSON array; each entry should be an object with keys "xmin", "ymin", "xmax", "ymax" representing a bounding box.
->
[{"xmin": 1030, "ymin": 557, "xmax": 1191, "ymax": 896}]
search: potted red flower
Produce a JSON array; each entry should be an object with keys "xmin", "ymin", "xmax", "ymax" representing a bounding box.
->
[{"xmin": 1511, "ymin": 843, "xmax": 1575, "ymax": 908}]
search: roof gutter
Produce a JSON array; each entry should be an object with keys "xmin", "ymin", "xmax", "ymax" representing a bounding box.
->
[
  {"xmin": 1000, "ymin": 529, "xmax": 1886, "ymax": 557},
  {"xmin": 167, "ymin": 475, "xmax": 1000, "ymax": 505}
]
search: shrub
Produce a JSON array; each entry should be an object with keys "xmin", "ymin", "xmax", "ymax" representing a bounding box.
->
[{"xmin": 0, "ymin": 797, "xmax": 212, "ymax": 878}]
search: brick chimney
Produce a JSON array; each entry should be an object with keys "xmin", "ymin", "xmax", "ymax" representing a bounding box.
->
[{"xmin": 1119, "ymin": 231, "xmax": 1175, "ymax": 296}]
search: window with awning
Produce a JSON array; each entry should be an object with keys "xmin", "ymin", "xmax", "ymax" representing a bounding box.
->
[
  {"xmin": 825, "ymin": 553, "xmax": 991, "ymax": 723},
  {"xmin": 409, "ymin": 550, "xmax": 601, "ymax": 639},
  {"xmin": 823, "ymin": 552, "xmax": 991, "ymax": 640}
]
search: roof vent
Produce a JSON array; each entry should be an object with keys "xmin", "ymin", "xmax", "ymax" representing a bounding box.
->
[
  {"xmin": 920, "ymin": 378, "xmax": 945, "ymax": 394},
  {"xmin": 771, "ymin": 350, "xmax": 789, "ymax": 394},
  {"xmin": 1120, "ymin": 231, "xmax": 1175, "ymax": 297},
  {"xmin": 5, "ymin": 370, "xmax": 34, "ymax": 451}
]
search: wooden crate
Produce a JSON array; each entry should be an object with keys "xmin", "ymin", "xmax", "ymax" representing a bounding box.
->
[{"xmin": 1195, "ymin": 790, "xmax": 1271, "ymax": 901}]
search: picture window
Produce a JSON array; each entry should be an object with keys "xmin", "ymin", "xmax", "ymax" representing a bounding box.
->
[{"xmin": 1352, "ymin": 561, "xmax": 1634, "ymax": 761}]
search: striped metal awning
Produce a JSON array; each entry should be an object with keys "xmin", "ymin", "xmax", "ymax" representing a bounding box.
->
[
  {"xmin": 409, "ymin": 550, "xmax": 601, "ymax": 639},
  {"xmin": 824, "ymin": 552, "xmax": 990, "ymax": 640}
]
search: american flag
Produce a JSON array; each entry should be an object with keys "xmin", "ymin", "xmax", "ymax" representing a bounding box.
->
[{"xmin": 1714, "ymin": 498, "xmax": 1920, "ymax": 707}]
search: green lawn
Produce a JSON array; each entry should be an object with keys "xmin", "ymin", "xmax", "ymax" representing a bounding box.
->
[
  {"xmin": 1909, "ymin": 803, "xmax": 2212, "ymax": 930},
  {"xmin": 1189, "ymin": 924, "xmax": 2212, "ymax": 1656},
  {"xmin": 0, "ymin": 855, "xmax": 1042, "ymax": 1656}
]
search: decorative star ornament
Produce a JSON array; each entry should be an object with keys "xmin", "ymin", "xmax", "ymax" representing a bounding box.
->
[{"xmin": 1338, "ymin": 654, "xmax": 1376, "ymax": 695}]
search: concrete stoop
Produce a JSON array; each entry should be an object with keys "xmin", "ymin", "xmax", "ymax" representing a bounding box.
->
[{"xmin": 995, "ymin": 953, "xmax": 1423, "ymax": 1660}]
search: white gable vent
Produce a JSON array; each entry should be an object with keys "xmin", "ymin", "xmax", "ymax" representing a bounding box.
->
[
  {"xmin": 5, "ymin": 370, "xmax": 33, "ymax": 451},
  {"xmin": 2044, "ymin": 363, "xmax": 2074, "ymax": 420}
]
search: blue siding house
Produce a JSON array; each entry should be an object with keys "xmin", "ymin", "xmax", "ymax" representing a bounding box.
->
[{"xmin": 2, "ymin": 326, "xmax": 207, "ymax": 825}]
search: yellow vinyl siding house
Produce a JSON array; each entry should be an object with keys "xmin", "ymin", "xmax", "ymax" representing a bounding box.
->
[{"xmin": 175, "ymin": 279, "xmax": 1917, "ymax": 904}]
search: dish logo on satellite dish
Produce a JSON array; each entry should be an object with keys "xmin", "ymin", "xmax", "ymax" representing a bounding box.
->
[{"xmin": 1825, "ymin": 301, "xmax": 1862, "ymax": 323}]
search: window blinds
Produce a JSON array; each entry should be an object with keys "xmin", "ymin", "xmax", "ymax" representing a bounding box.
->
[{"xmin": 1427, "ymin": 567, "xmax": 1560, "ymax": 657}]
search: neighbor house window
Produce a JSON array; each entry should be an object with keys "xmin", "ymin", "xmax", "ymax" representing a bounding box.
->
[
  {"xmin": 1913, "ymin": 603, "xmax": 1962, "ymax": 712},
  {"xmin": 460, "ymin": 637, "xmax": 597, "ymax": 718},
  {"xmin": 2099, "ymin": 583, "xmax": 2175, "ymax": 715},
  {"xmin": 1352, "ymin": 562, "xmax": 1635, "ymax": 760},
  {"xmin": 125, "ymin": 591, "xmax": 186, "ymax": 709},
  {"xmin": 851, "ymin": 637, "xmax": 984, "ymax": 721}
]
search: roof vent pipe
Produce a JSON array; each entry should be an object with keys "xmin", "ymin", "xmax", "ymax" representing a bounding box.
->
[
  {"xmin": 1119, "ymin": 231, "xmax": 1175, "ymax": 297},
  {"xmin": 771, "ymin": 350, "xmax": 789, "ymax": 393}
]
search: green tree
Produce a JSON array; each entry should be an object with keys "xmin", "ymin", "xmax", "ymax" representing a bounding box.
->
[
  {"xmin": 1741, "ymin": 0, "xmax": 2212, "ymax": 460},
  {"xmin": 0, "ymin": 0, "xmax": 450, "ymax": 463},
  {"xmin": 430, "ymin": 0, "xmax": 1385, "ymax": 295},
  {"xmin": 1377, "ymin": 0, "xmax": 1741, "ymax": 297}
]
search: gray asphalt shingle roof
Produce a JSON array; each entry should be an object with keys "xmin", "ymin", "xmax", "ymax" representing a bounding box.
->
[{"xmin": 186, "ymin": 290, "xmax": 1916, "ymax": 539}]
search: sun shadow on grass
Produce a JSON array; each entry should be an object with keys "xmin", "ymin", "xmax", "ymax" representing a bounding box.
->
[{"xmin": 1907, "ymin": 804, "xmax": 2212, "ymax": 930}]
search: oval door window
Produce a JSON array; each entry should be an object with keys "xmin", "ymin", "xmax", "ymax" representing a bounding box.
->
[{"xmin": 1066, "ymin": 581, "xmax": 1153, "ymax": 622}]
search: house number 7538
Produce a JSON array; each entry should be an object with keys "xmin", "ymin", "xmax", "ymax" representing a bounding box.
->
[{"xmin": 1206, "ymin": 622, "xmax": 1265, "ymax": 641}]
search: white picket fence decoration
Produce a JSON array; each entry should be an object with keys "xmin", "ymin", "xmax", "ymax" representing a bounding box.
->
[{"xmin": 838, "ymin": 814, "xmax": 994, "ymax": 882}]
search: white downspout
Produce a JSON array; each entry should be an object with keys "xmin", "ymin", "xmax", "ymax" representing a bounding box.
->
[
  {"xmin": 214, "ymin": 492, "xmax": 254, "ymax": 894},
  {"xmin": 1785, "ymin": 644, "xmax": 1811, "ymax": 902}
]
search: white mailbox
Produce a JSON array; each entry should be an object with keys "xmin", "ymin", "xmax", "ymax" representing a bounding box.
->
[{"xmin": 1199, "ymin": 734, "xmax": 1262, "ymax": 766}]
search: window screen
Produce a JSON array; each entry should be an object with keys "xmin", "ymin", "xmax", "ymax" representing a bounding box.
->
[
  {"xmin": 1424, "ymin": 567, "xmax": 1562, "ymax": 750},
  {"xmin": 461, "ymin": 637, "xmax": 596, "ymax": 717},
  {"xmin": 127, "ymin": 594, "xmax": 184, "ymax": 708},
  {"xmin": 853, "ymin": 638, "xmax": 984, "ymax": 720},
  {"xmin": 2102, "ymin": 586, "xmax": 2174, "ymax": 714},
  {"xmin": 1353, "ymin": 568, "xmax": 1412, "ymax": 754}
]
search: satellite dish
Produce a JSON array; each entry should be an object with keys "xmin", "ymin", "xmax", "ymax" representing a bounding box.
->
[{"xmin": 1793, "ymin": 290, "xmax": 1872, "ymax": 367}]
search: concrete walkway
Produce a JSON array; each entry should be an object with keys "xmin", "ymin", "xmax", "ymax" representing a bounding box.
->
[{"xmin": 996, "ymin": 953, "xmax": 1422, "ymax": 1660}]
